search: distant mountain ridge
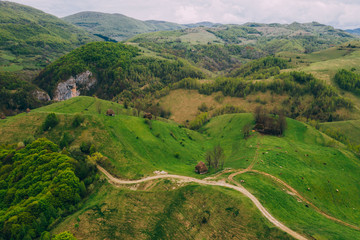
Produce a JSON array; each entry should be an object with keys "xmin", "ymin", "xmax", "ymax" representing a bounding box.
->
[
  {"xmin": 346, "ymin": 28, "xmax": 360, "ymax": 36},
  {"xmin": 0, "ymin": 1, "xmax": 98, "ymax": 71},
  {"xmin": 62, "ymin": 11, "xmax": 186, "ymax": 41}
]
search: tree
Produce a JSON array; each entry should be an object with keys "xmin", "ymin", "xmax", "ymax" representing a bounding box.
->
[
  {"xmin": 205, "ymin": 144, "xmax": 225, "ymax": 170},
  {"xmin": 52, "ymin": 231, "xmax": 77, "ymax": 240},
  {"xmin": 243, "ymin": 123, "xmax": 252, "ymax": 139},
  {"xmin": 42, "ymin": 113, "xmax": 59, "ymax": 131}
]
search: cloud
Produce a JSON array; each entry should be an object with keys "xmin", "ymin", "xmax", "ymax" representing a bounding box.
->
[{"xmin": 8, "ymin": 0, "xmax": 360, "ymax": 29}]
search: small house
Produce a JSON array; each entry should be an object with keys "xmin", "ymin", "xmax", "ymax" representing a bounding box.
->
[
  {"xmin": 26, "ymin": 108, "xmax": 31, "ymax": 113},
  {"xmin": 143, "ymin": 112, "xmax": 153, "ymax": 120},
  {"xmin": 106, "ymin": 109, "xmax": 115, "ymax": 116},
  {"xmin": 195, "ymin": 161, "xmax": 208, "ymax": 174}
]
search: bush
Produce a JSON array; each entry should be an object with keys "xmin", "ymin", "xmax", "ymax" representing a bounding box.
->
[
  {"xmin": 52, "ymin": 231, "xmax": 77, "ymax": 240},
  {"xmin": 80, "ymin": 141, "xmax": 92, "ymax": 154},
  {"xmin": 41, "ymin": 113, "xmax": 59, "ymax": 131},
  {"xmin": 72, "ymin": 114, "xmax": 85, "ymax": 128},
  {"xmin": 198, "ymin": 103, "xmax": 209, "ymax": 112},
  {"xmin": 60, "ymin": 132, "xmax": 74, "ymax": 149},
  {"xmin": 189, "ymin": 112, "xmax": 209, "ymax": 130}
]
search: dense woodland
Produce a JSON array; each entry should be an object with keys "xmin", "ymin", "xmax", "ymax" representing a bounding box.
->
[
  {"xmin": 0, "ymin": 72, "xmax": 46, "ymax": 116},
  {"xmin": 34, "ymin": 42, "xmax": 204, "ymax": 100},
  {"xmin": 334, "ymin": 69, "xmax": 360, "ymax": 95},
  {"xmin": 0, "ymin": 138, "xmax": 96, "ymax": 240}
]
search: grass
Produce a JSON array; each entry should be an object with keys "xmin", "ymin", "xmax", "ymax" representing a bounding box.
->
[
  {"xmin": 0, "ymin": 96, "xmax": 208, "ymax": 179},
  {"xmin": 320, "ymin": 119, "xmax": 360, "ymax": 145},
  {"xmin": 158, "ymin": 89, "xmax": 288, "ymax": 123},
  {"xmin": 1, "ymin": 96, "xmax": 360, "ymax": 239},
  {"xmin": 234, "ymin": 173, "xmax": 360, "ymax": 240},
  {"xmin": 52, "ymin": 180, "xmax": 293, "ymax": 240}
]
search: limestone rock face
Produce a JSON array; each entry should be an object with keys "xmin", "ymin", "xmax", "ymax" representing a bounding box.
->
[
  {"xmin": 53, "ymin": 71, "xmax": 96, "ymax": 101},
  {"xmin": 32, "ymin": 90, "xmax": 51, "ymax": 101}
]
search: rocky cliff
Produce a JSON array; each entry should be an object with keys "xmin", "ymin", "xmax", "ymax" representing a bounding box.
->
[
  {"xmin": 53, "ymin": 71, "xmax": 96, "ymax": 101},
  {"xmin": 32, "ymin": 90, "xmax": 51, "ymax": 102}
]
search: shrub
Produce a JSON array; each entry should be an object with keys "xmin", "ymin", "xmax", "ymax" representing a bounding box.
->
[
  {"xmin": 189, "ymin": 112, "xmax": 209, "ymax": 130},
  {"xmin": 80, "ymin": 141, "xmax": 92, "ymax": 154},
  {"xmin": 41, "ymin": 113, "xmax": 59, "ymax": 131},
  {"xmin": 72, "ymin": 114, "xmax": 85, "ymax": 128},
  {"xmin": 198, "ymin": 103, "xmax": 209, "ymax": 112},
  {"xmin": 60, "ymin": 132, "xmax": 74, "ymax": 149}
]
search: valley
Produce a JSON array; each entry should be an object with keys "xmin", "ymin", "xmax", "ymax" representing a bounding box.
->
[{"xmin": 0, "ymin": 1, "xmax": 360, "ymax": 239}]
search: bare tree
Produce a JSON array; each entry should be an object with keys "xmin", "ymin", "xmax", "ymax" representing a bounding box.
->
[
  {"xmin": 205, "ymin": 144, "xmax": 225, "ymax": 170},
  {"xmin": 205, "ymin": 151, "xmax": 212, "ymax": 169}
]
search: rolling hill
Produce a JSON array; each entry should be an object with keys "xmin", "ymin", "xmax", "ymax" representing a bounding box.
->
[
  {"xmin": 346, "ymin": 28, "xmax": 360, "ymax": 36},
  {"xmin": 0, "ymin": 96, "xmax": 360, "ymax": 239},
  {"xmin": 62, "ymin": 11, "xmax": 186, "ymax": 42},
  {"xmin": 0, "ymin": 1, "xmax": 98, "ymax": 72},
  {"xmin": 127, "ymin": 22, "xmax": 357, "ymax": 72}
]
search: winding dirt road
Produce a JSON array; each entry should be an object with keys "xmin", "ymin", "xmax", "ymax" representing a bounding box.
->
[{"xmin": 97, "ymin": 165, "xmax": 308, "ymax": 240}]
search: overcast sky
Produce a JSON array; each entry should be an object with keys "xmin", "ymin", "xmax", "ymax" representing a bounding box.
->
[{"xmin": 7, "ymin": 0, "xmax": 360, "ymax": 29}]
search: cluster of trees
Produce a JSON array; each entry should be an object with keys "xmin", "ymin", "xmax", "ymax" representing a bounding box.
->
[
  {"xmin": 253, "ymin": 106, "xmax": 287, "ymax": 136},
  {"xmin": 189, "ymin": 112, "xmax": 209, "ymax": 130},
  {"xmin": 229, "ymin": 56, "xmax": 289, "ymax": 79},
  {"xmin": 159, "ymin": 71, "xmax": 352, "ymax": 122},
  {"xmin": 205, "ymin": 145, "xmax": 225, "ymax": 170},
  {"xmin": 334, "ymin": 69, "xmax": 360, "ymax": 95},
  {"xmin": 0, "ymin": 72, "xmax": 46, "ymax": 116},
  {"xmin": 135, "ymin": 40, "xmax": 264, "ymax": 72},
  {"xmin": 35, "ymin": 42, "xmax": 204, "ymax": 101},
  {"xmin": 0, "ymin": 138, "xmax": 96, "ymax": 239}
]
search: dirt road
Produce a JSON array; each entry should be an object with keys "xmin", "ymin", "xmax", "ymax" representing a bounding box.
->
[{"xmin": 97, "ymin": 165, "xmax": 308, "ymax": 240}]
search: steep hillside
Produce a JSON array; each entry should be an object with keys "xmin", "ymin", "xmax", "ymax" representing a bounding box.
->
[
  {"xmin": 33, "ymin": 42, "xmax": 205, "ymax": 101},
  {"xmin": 63, "ymin": 12, "xmax": 185, "ymax": 41},
  {"xmin": 0, "ymin": 1, "xmax": 98, "ymax": 71},
  {"xmin": 1, "ymin": 97, "xmax": 360, "ymax": 239},
  {"xmin": 277, "ymin": 41, "xmax": 360, "ymax": 117},
  {"xmin": 0, "ymin": 71, "xmax": 49, "ymax": 116}
]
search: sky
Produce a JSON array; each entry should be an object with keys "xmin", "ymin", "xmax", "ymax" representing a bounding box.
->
[{"xmin": 7, "ymin": 0, "xmax": 360, "ymax": 29}]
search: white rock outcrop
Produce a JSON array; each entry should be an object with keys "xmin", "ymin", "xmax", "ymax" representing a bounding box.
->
[
  {"xmin": 53, "ymin": 71, "xmax": 96, "ymax": 101},
  {"xmin": 32, "ymin": 90, "xmax": 51, "ymax": 101}
]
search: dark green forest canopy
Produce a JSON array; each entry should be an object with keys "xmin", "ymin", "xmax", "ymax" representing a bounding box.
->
[
  {"xmin": 0, "ymin": 72, "xmax": 46, "ymax": 115},
  {"xmin": 0, "ymin": 138, "xmax": 95, "ymax": 240},
  {"xmin": 334, "ymin": 69, "xmax": 360, "ymax": 95},
  {"xmin": 34, "ymin": 42, "xmax": 205, "ymax": 99}
]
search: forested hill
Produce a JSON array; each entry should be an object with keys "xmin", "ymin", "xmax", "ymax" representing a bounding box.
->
[
  {"xmin": 128, "ymin": 22, "xmax": 357, "ymax": 72},
  {"xmin": 63, "ymin": 11, "xmax": 186, "ymax": 41},
  {"xmin": 0, "ymin": 1, "xmax": 98, "ymax": 71},
  {"xmin": 34, "ymin": 42, "xmax": 205, "ymax": 100}
]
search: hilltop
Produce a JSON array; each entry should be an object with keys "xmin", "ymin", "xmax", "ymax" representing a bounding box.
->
[
  {"xmin": 0, "ymin": 1, "xmax": 98, "ymax": 72},
  {"xmin": 63, "ymin": 11, "xmax": 186, "ymax": 41}
]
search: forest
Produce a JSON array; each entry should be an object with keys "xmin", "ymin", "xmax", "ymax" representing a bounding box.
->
[{"xmin": 0, "ymin": 138, "xmax": 96, "ymax": 240}]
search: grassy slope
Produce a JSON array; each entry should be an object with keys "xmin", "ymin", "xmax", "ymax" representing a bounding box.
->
[
  {"xmin": 320, "ymin": 119, "xmax": 360, "ymax": 145},
  {"xmin": 0, "ymin": 96, "xmax": 208, "ymax": 179},
  {"xmin": 52, "ymin": 181, "xmax": 292, "ymax": 240},
  {"xmin": 204, "ymin": 115, "xmax": 360, "ymax": 239},
  {"xmin": 158, "ymin": 89, "xmax": 288, "ymax": 123},
  {"xmin": 1, "ymin": 96, "xmax": 360, "ymax": 239},
  {"xmin": 0, "ymin": 1, "xmax": 97, "ymax": 71}
]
